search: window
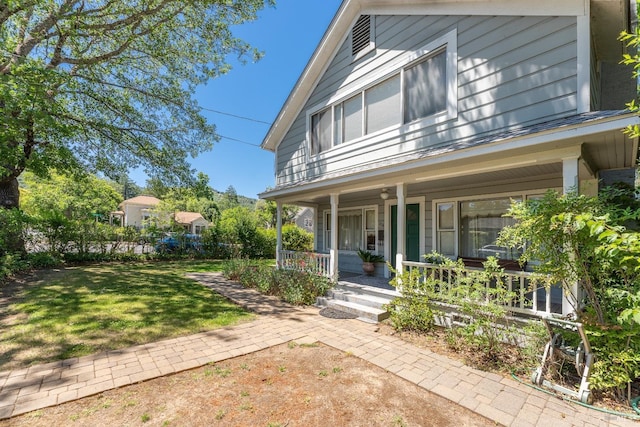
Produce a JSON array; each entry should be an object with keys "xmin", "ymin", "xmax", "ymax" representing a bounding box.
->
[
  {"xmin": 343, "ymin": 94, "xmax": 363, "ymax": 142},
  {"xmin": 404, "ymin": 50, "xmax": 447, "ymax": 123},
  {"xmin": 366, "ymin": 75, "xmax": 401, "ymax": 134},
  {"xmin": 435, "ymin": 194, "xmax": 543, "ymax": 261},
  {"xmin": 352, "ymin": 15, "xmax": 374, "ymax": 59},
  {"xmin": 459, "ymin": 198, "xmax": 520, "ymax": 260},
  {"xmin": 311, "ymin": 107, "xmax": 332, "ymax": 156},
  {"xmin": 436, "ymin": 202, "xmax": 455, "ymax": 257},
  {"xmin": 308, "ymin": 29, "xmax": 457, "ymax": 158},
  {"xmin": 325, "ymin": 207, "xmax": 377, "ymax": 252}
]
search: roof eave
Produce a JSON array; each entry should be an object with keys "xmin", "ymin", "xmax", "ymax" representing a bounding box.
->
[{"xmin": 259, "ymin": 112, "xmax": 640, "ymax": 200}]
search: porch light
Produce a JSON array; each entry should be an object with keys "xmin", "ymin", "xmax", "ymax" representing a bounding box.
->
[{"xmin": 380, "ymin": 188, "xmax": 389, "ymax": 200}]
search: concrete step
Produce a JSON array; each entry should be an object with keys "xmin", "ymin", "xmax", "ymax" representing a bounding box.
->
[
  {"xmin": 325, "ymin": 299, "xmax": 389, "ymax": 323},
  {"xmin": 317, "ymin": 282, "xmax": 398, "ymax": 323},
  {"xmin": 326, "ymin": 288, "xmax": 392, "ymax": 310},
  {"xmin": 335, "ymin": 282, "xmax": 400, "ymax": 299}
]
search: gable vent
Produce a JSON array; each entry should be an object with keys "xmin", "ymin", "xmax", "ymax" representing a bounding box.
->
[{"xmin": 352, "ymin": 15, "xmax": 372, "ymax": 57}]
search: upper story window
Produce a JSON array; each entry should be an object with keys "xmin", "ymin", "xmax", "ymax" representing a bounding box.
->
[
  {"xmin": 352, "ymin": 15, "xmax": 375, "ymax": 60},
  {"xmin": 404, "ymin": 49, "xmax": 447, "ymax": 123},
  {"xmin": 309, "ymin": 29, "xmax": 457, "ymax": 158}
]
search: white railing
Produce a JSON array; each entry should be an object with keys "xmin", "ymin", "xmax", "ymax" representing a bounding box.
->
[
  {"xmin": 402, "ymin": 261, "xmax": 559, "ymax": 317},
  {"xmin": 279, "ymin": 250, "xmax": 332, "ymax": 278}
]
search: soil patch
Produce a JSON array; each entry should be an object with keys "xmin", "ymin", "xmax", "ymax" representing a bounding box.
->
[{"xmin": 4, "ymin": 342, "xmax": 494, "ymax": 427}]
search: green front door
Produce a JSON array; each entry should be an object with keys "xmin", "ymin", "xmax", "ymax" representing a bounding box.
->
[{"xmin": 391, "ymin": 203, "xmax": 421, "ymax": 262}]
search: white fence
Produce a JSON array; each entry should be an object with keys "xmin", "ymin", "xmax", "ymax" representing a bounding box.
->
[{"xmin": 402, "ymin": 261, "xmax": 560, "ymax": 317}]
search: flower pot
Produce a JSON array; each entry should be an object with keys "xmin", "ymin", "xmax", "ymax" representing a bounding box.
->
[{"xmin": 362, "ymin": 262, "xmax": 375, "ymax": 276}]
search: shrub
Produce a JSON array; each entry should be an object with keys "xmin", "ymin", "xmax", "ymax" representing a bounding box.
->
[
  {"xmin": 498, "ymin": 190, "xmax": 640, "ymax": 394},
  {"xmin": 282, "ymin": 224, "xmax": 313, "ymax": 252},
  {"xmin": 221, "ymin": 260, "xmax": 332, "ymax": 305},
  {"xmin": 386, "ymin": 265, "xmax": 436, "ymax": 333}
]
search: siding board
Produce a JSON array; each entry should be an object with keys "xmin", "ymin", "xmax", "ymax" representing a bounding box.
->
[{"xmin": 276, "ymin": 14, "xmax": 578, "ymax": 187}]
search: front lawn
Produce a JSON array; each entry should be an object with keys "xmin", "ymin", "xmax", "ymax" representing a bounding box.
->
[{"xmin": 0, "ymin": 261, "xmax": 253, "ymax": 371}]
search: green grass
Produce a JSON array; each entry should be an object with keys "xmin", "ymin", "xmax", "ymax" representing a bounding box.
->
[{"xmin": 0, "ymin": 260, "xmax": 254, "ymax": 370}]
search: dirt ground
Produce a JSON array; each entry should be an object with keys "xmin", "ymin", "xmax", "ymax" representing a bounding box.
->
[{"xmin": 4, "ymin": 341, "xmax": 495, "ymax": 427}]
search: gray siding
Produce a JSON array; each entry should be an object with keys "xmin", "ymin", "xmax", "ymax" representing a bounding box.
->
[{"xmin": 276, "ymin": 15, "xmax": 578, "ymax": 187}]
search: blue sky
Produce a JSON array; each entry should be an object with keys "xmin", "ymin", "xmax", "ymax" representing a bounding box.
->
[{"xmin": 132, "ymin": 0, "xmax": 343, "ymax": 198}]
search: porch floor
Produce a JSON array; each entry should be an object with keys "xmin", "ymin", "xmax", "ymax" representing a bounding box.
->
[{"xmin": 338, "ymin": 271, "xmax": 395, "ymax": 291}]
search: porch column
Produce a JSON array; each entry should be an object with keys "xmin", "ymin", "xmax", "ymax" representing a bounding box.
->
[
  {"xmin": 276, "ymin": 201, "xmax": 283, "ymax": 269},
  {"xmin": 395, "ymin": 183, "xmax": 407, "ymax": 272},
  {"xmin": 562, "ymin": 157, "xmax": 580, "ymax": 317},
  {"xmin": 330, "ymin": 193, "xmax": 339, "ymax": 280}
]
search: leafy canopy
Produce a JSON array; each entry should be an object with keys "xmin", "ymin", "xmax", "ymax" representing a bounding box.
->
[{"xmin": 1, "ymin": 0, "xmax": 273, "ymax": 186}]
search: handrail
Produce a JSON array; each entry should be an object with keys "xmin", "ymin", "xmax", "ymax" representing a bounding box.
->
[
  {"xmin": 279, "ymin": 250, "xmax": 332, "ymax": 278},
  {"xmin": 401, "ymin": 261, "xmax": 557, "ymax": 317}
]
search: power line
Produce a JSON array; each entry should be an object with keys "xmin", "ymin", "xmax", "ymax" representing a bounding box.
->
[
  {"xmin": 218, "ymin": 134, "xmax": 262, "ymax": 147},
  {"xmin": 200, "ymin": 107, "xmax": 271, "ymax": 125}
]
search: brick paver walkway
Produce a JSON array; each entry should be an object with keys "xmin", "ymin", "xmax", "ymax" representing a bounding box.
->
[{"xmin": 1, "ymin": 272, "xmax": 638, "ymax": 426}]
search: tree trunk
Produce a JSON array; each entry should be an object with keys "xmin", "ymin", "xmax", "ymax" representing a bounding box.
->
[
  {"xmin": 0, "ymin": 176, "xmax": 20, "ymax": 209},
  {"xmin": 0, "ymin": 176, "xmax": 26, "ymax": 254}
]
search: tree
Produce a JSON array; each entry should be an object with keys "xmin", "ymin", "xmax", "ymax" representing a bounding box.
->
[
  {"xmin": 619, "ymin": 19, "xmax": 640, "ymax": 137},
  {"xmin": 1, "ymin": 0, "xmax": 273, "ymax": 213},
  {"xmin": 255, "ymin": 199, "xmax": 298, "ymax": 228},
  {"xmin": 218, "ymin": 185, "xmax": 239, "ymax": 211},
  {"xmin": 21, "ymin": 170, "xmax": 122, "ymax": 220}
]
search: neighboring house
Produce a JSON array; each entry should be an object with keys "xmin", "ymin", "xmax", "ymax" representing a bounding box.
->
[
  {"xmin": 111, "ymin": 196, "xmax": 161, "ymax": 228},
  {"xmin": 259, "ymin": 0, "xmax": 640, "ymax": 317},
  {"xmin": 174, "ymin": 211, "xmax": 210, "ymax": 235},
  {"xmin": 294, "ymin": 207, "xmax": 315, "ymax": 234}
]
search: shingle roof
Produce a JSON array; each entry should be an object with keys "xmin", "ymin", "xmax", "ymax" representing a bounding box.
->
[
  {"xmin": 119, "ymin": 196, "xmax": 161, "ymax": 207},
  {"xmin": 174, "ymin": 211, "xmax": 206, "ymax": 224}
]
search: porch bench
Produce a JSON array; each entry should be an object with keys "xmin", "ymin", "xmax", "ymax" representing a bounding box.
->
[{"xmin": 458, "ymin": 256, "xmax": 526, "ymax": 272}]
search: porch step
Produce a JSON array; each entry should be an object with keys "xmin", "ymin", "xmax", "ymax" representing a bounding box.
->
[{"xmin": 316, "ymin": 282, "xmax": 398, "ymax": 323}]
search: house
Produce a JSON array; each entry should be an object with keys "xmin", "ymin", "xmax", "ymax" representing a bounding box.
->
[
  {"xmin": 294, "ymin": 207, "xmax": 315, "ymax": 234},
  {"xmin": 174, "ymin": 211, "xmax": 210, "ymax": 235},
  {"xmin": 111, "ymin": 196, "xmax": 161, "ymax": 228},
  {"xmin": 259, "ymin": 0, "xmax": 640, "ymax": 317}
]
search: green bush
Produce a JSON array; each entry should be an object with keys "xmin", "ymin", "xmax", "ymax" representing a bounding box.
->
[
  {"xmin": 282, "ymin": 224, "xmax": 313, "ymax": 251},
  {"xmin": 221, "ymin": 259, "xmax": 332, "ymax": 305},
  {"xmin": 386, "ymin": 266, "xmax": 436, "ymax": 332}
]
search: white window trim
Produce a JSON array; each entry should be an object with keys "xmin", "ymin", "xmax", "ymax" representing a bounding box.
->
[
  {"xmin": 306, "ymin": 28, "xmax": 458, "ymax": 163},
  {"xmin": 322, "ymin": 205, "xmax": 379, "ymax": 253},
  {"xmin": 431, "ymin": 189, "xmax": 556, "ymax": 258}
]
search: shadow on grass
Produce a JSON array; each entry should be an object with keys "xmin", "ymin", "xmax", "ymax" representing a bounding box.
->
[{"xmin": 0, "ymin": 260, "xmax": 252, "ymax": 371}]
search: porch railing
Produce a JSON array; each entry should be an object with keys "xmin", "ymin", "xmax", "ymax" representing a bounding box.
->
[
  {"xmin": 279, "ymin": 250, "xmax": 332, "ymax": 278},
  {"xmin": 402, "ymin": 261, "xmax": 559, "ymax": 317}
]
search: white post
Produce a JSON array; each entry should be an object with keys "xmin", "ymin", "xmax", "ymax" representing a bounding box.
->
[
  {"xmin": 330, "ymin": 193, "xmax": 339, "ymax": 280},
  {"xmin": 276, "ymin": 201, "xmax": 283, "ymax": 269},
  {"xmin": 395, "ymin": 183, "xmax": 407, "ymax": 273},
  {"xmin": 562, "ymin": 157, "xmax": 580, "ymax": 317}
]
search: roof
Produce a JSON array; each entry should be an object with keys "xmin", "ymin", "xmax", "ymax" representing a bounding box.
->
[
  {"xmin": 174, "ymin": 211, "xmax": 206, "ymax": 225},
  {"xmin": 260, "ymin": 0, "xmax": 627, "ymax": 152},
  {"xmin": 119, "ymin": 196, "xmax": 161, "ymax": 207}
]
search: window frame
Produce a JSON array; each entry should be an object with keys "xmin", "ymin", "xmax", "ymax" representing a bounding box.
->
[
  {"xmin": 307, "ymin": 28, "xmax": 457, "ymax": 161},
  {"xmin": 432, "ymin": 190, "xmax": 552, "ymax": 260},
  {"xmin": 323, "ymin": 205, "xmax": 379, "ymax": 253}
]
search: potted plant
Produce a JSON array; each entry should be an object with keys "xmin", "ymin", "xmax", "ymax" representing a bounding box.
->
[{"xmin": 356, "ymin": 248, "xmax": 384, "ymax": 276}]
